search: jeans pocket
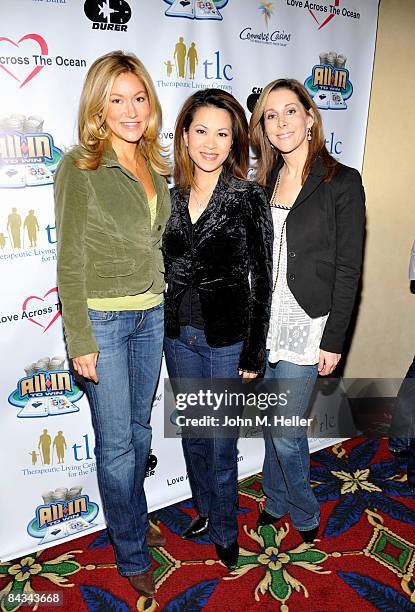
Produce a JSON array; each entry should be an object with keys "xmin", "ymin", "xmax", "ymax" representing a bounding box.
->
[{"xmin": 88, "ymin": 309, "xmax": 116, "ymax": 323}]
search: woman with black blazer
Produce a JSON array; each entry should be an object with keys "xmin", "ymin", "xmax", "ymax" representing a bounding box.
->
[
  {"xmin": 163, "ymin": 89, "xmax": 273, "ymax": 569},
  {"xmin": 249, "ymin": 78, "xmax": 365, "ymax": 542}
]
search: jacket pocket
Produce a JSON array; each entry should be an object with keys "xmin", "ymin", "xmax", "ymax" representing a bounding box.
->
[
  {"xmin": 93, "ymin": 258, "xmax": 136, "ymax": 278},
  {"xmin": 316, "ymin": 260, "xmax": 335, "ymax": 284}
]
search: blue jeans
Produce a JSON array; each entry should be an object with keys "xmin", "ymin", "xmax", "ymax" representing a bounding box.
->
[
  {"xmin": 84, "ymin": 303, "xmax": 163, "ymax": 576},
  {"xmin": 164, "ymin": 325, "xmax": 243, "ymax": 547},
  {"xmin": 262, "ymin": 360, "xmax": 320, "ymax": 531},
  {"xmin": 389, "ymin": 356, "xmax": 415, "ymax": 452}
]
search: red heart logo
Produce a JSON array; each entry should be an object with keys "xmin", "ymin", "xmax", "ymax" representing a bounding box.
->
[
  {"xmin": 0, "ymin": 33, "xmax": 49, "ymax": 88},
  {"xmin": 22, "ymin": 287, "xmax": 61, "ymax": 332},
  {"xmin": 309, "ymin": 0, "xmax": 340, "ymax": 30}
]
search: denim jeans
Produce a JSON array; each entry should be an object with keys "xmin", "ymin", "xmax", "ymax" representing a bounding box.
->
[
  {"xmin": 389, "ymin": 356, "xmax": 415, "ymax": 452},
  {"xmin": 84, "ymin": 303, "xmax": 163, "ymax": 576},
  {"xmin": 164, "ymin": 325, "xmax": 243, "ymax": 547},
  {"xmin": 262, "ymin": 359, "xmax": 320, "ymax": 531}
]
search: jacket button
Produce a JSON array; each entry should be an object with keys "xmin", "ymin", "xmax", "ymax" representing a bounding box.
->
[
  {"xmin": 157, "ymin": 225, "xmax": 162, "ymax": 231},
  {"xmin": 288, "ymin": 273, "xmax": 295, "ymax": 281},
  {"xmin": 288, "ymin": 251, "xmax": 296, "ymax": 258}
]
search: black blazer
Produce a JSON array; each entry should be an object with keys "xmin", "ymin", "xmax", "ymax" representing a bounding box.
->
[
  {"xmin": 163, "ymin": 171, "xmax": 273, "ymax": 373},
  {"xmin": 266, "ymin": 155, "xmax": 365, "ymax": 354}
]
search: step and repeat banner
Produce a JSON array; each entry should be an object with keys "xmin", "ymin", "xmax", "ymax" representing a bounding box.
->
[{"xmin": 0, "ymin": 0, "xmax": 379, "ymax": 561}]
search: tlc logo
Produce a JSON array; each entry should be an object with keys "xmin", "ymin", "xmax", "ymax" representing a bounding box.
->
[
  {"xmin": 206, "ymin": 51, "xmax": 232, "ymax": 81},
  {"xmin": 324, "ymin": 131, "xmax": 342, "ymax": 156},
  {"xmin": 45, "ymin": 224, "xmax": 56, "ymax": 244},
  {"xmin": 165, "ymin": 37, "xmax": 232, "ymax": 82},
  {"xmin": 72, "ymin": 433, "xmax": 95, "ymax": 461}
]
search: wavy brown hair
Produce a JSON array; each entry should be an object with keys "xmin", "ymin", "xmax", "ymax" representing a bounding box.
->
[
  {"xmin": 75, "ymin": 51, "xmax": 168, "ymax": 174},
  {"xmin": 174, "ymin": 89, "xmax": 249, "ymax": 190},
  {"xmin": 249, "ymin": 78, "xmax": 337, "ymax": 186}
]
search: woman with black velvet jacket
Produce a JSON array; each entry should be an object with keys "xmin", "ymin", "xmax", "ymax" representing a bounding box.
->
[
  {"xmin": 163, "ymin": 89, "xmax": 273, "ymax": 570},
  {"xmin": 249, "ymin": 78, "xmax": 365, "ymax": 543}
]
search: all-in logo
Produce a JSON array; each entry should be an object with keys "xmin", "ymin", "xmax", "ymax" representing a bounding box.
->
[
  {"xmin": 146, "ymin": 449, "xmax": 158, "ymax": 477},
  {"xmin": 239, "ymin": 2, "xmax": 292, "ymax": 47},
  {"xmin": 0, "ymin": 114, "xmax": 63, "ymax": 189},
  {"xmin": 164, "ymin": 0, "xmax": 229, "ymax": 20},
  {"xmin": 27, "ymin": 487, "xmax": 99, "ymax": 544},
  {"xmin": 158, "ymin": 35, "xmax": 232, "ymax": 91},
  {"xmin": 8, "ymin": 355, "xmax": 84, "ymax": 419},
  {"xmin": 304, "ymin": 51, "xmax": 353, "ymax": 110},
  {"xmin": 84, "ymin": 0, "xmax": 132, "ymax": 31}
]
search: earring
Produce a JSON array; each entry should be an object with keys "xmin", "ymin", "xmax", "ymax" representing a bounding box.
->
[
  {"xmin": 185, "ymin": 142, "xmax": 188, "ymax": 147},
  {"xmin": 307, "ymin": 127, "xmax": 312, "ymax": 141}
]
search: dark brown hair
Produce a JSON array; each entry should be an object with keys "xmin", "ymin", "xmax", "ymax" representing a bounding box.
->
[
  {"xmin": 249, "ymin": 78, "xmax": 337, "ymax": 186},
  {"xmin": 174, "ymin": 89, "xmax": 249, "ymax": 189}
]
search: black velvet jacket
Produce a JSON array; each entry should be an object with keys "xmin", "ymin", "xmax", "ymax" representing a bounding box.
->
[
  {"xmin": 266, "ymin": 155, "xmax": 366, "ymax": 354},
  {"xmin": 163, "ymin": 172, "xmax": 273, "ymax": 373}
]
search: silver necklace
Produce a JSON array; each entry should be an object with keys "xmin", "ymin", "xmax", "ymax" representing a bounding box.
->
[
  {"xmin": 270, "ymin": 170, "xmax": 287, "ymax": 293},
  {"xmin": 192, "ymin": 188, "xmax": 214, "ymax": 213},
  {"xmin": 270, "ymin": 169, "xmax": 281, "ymax": 207}
]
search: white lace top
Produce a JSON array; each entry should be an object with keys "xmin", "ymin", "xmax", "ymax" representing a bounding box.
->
[{"xmin": 267, "ymin": 206, "xmax": 328, "ymax": 365}]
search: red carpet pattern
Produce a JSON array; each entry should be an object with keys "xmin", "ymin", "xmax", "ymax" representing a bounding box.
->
[{"xmin": 1, "ymin": 438, "xmax": 415, "ymax": 611}]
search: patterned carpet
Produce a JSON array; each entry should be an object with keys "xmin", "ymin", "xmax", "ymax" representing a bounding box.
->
[{"xmin": 1, "ymin": 438, "xmax": 415, "ymax": 611}]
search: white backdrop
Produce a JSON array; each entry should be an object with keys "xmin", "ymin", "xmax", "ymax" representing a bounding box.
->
[{"xmin": 0, "ymin": 0, "xmax": 379, "ymax": 561}]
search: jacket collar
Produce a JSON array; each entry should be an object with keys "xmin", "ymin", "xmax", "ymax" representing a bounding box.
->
[
  {"xmin": 175, "ymin": 167, "xmax": 231, "ymax": 209},
  {"xmin": 102, "ymin": 145, "xmax": 124, "ymax": 169},
  {"xmin": 266, "ymin": 154, "xmax": 326, "ymax": 210},
  {"xmin": 100, "ymin": 146, "xmax": 168, "ymax": 220},
  {"xmin": 101, "ymin": 145, "xmax": 159, "ymax": 183}
]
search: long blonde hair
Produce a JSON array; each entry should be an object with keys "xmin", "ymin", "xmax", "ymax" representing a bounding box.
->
[
  {"xmin": 76, "ymin": 51, "xmax": 169, "ymax": 174},
  {"xmin": 249, "ymin": 78, "xmax": 337, "ymax": 186}
]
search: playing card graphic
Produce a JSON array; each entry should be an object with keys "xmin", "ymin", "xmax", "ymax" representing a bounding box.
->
[
  {"xmin": 0, "ymin": 165, "xmax": 26, "ymax": 188},
  {"xmin": 18, "ymin": 395, "xmax": 79, "ymax": 417},
  {"xmin": 40, "ymin": 517, "xmax": 94, "ymax": 544},
  {"xmin": 164, "ymin": 0, "xmax": 225, "ymax": 20},
  {"xmin": 329, "ymin": 91, "xmax": 347, "ymax": 109},
  {"xmin": 165, "ymin": 0, "xmax": 195, "ymax": 19},
  {"xmin": 313, "ymin": 90, "xmax": 330, "ymax": 109},
  {"xmin": 18, "ymin": 397, "xmax": 49, "ymax": 418},
  {"xmin": 194, "ymin": 0, "xmax": 223, "ymax": 19}
]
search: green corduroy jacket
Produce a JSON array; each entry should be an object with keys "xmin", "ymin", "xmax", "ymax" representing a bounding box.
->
[{"xmin": 54, "ymin": 146, "xmax": 171, "ymax": 358}]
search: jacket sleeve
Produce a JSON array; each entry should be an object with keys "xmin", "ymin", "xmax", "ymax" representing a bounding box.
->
[
  {"xmin": 238, "ymin": 182, "xmax": 274, "ymax": 372},
  {"xmin": 320, "ymin": 167, "xmax": 366, "ymax": 353},
  {"xmin": 54, "ymin": 154, "xmax": 99, "ymax": 358}
]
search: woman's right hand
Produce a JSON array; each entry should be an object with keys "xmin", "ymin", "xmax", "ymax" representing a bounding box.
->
[{"xmin": 72, "ymin": 352, "xmax": 99, "ymax": 383}]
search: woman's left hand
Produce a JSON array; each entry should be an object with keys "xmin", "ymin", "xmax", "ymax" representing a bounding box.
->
[
  {"xmin": 239, "ymin": 370, "xmax": 258, "ymax": 380},
  {"xmin": 318, "ymin": 350, "xmax": 341, "ymax": 376}
]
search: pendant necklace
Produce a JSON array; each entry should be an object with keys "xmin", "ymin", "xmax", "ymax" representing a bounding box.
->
[{"xmin": 192, "ymin": 187, "xmax": 214, "ymax": 213}]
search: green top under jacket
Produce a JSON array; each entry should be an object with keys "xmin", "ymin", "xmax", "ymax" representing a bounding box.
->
[{"xmin": 54, "ymin": 145, "xmax": 171, "ymax": 358}]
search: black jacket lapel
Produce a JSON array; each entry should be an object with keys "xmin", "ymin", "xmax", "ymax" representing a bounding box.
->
[{"xmin": 266, "ymin": 155, "xmax": 326, "ymax": 209}]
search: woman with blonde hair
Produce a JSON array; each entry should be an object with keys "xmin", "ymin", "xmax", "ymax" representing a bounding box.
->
[
  {"xmin": 55, "ymin": 51, "xmax": 170, "ymax": 596},
  {"xmin": 250, "ymin": 78, "xmax": 365, "ymax": 542}
]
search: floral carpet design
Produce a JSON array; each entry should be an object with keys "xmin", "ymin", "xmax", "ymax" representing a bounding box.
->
[{"xmin": 1, "ymin": 439, "xmax": 415, "ymax": 611}]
